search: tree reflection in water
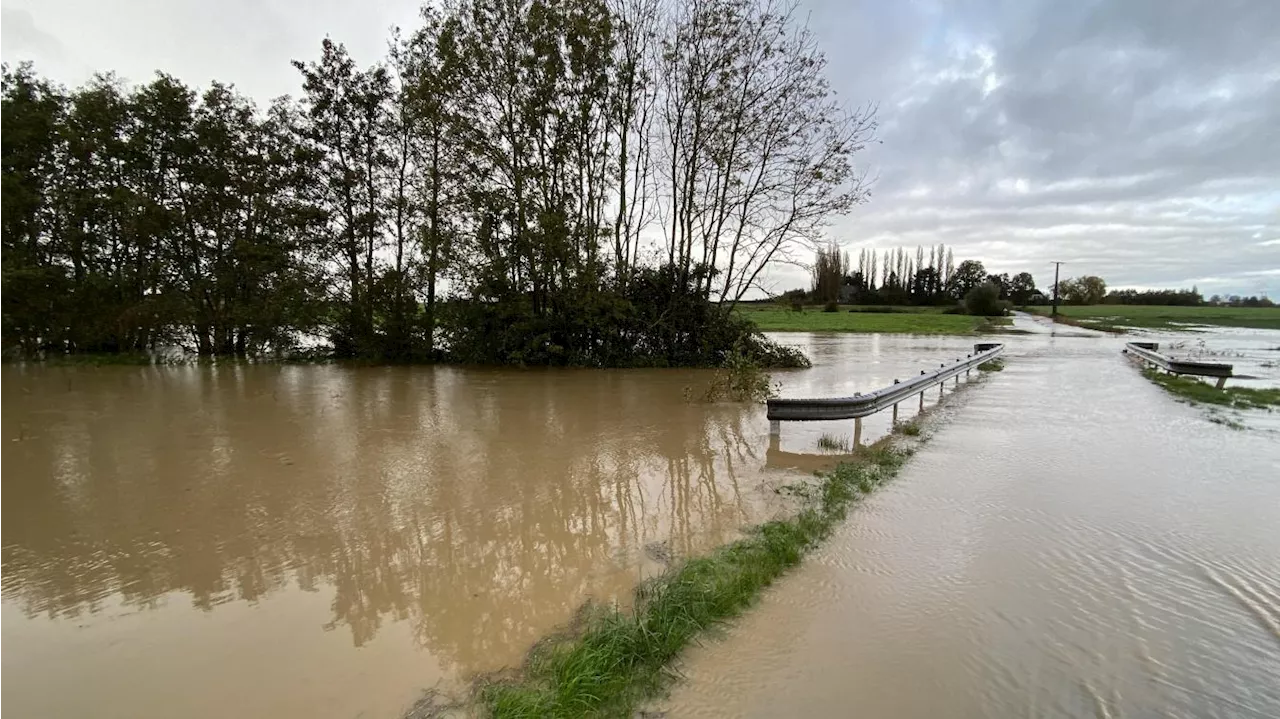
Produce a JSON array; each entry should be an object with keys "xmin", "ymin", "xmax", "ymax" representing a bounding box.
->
[{"xmin": 1, "ymin": 364, "xmax": 787, "ymax": 675}]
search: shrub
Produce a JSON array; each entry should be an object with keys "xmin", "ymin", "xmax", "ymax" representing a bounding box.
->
[
  {"xmin": 790, "ymin": 300, "xmax": 804, "ymax": 312},
  {"xmin": 701, "ymin": 347, "xmax": 778, "ymax": 402},
  {"xmin": 964, "ymin": 282, "xmax": 1004, "ymax": 317},
  {"xmin": 823, "ymin": 301, "xmax": 839, "ymax": 313}
]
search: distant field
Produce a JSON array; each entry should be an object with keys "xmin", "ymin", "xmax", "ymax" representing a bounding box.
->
[
  {"xmin": 1024, "ymin": 305, "xmax": 1280, "ymax": 332},
  {"xmin": 738, "ymin": 304, "xmax": 1005, "ymax": 335}
]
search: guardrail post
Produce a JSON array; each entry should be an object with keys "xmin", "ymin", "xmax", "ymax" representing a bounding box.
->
[
  {"xmin": 1215, "ymin": 377, "xmax": 1227, "ymax": 389},
  {"xmin": 853, "ymin": 417, "xmax": 863, "ymax": 447},
  {"xmin": 892, "ymin": 402, "xmax": 899, "ymax": 424},
  {"xmin": 919, "ymin": 390, "xmax": 924, "ymax": 412},
  {"xmin": 769, "ymin": 419, "xmax": 780, "ymax": 437}
]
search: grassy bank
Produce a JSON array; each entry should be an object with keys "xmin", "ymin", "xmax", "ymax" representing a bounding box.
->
[
  {"xmin": 1141, "ymin": 368, "xmax": 1280, "ymax": 409},
  {"xmin": 738, "ymin": 304, "xmax": 1009, "ymax": 335},
  {"xmin": 481, "ymin": 429, "xmax": 923, "ymax": 717},
  {"xmin": 1025, "ymin": 305, "xmax": 1280, "ymax": 332}
]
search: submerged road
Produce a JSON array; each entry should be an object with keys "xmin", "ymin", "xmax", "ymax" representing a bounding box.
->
[{"xmin": 663, "ymin": 330, "xmax": 1280, "ymax": 718}]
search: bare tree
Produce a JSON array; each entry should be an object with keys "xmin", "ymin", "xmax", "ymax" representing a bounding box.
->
[{"xmin": 656, "ymin": 0, "xmax": 876, "ymax": 306}]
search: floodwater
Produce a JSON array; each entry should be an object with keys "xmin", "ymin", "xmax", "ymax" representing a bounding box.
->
[
  {"xmin": 661, "ymin": 325, "xmax": 1280, "ymax": 718},
  {"xmin": 1, "ymin": 341, "xmax": 968, "ymax": 719},
  {"xmin": 7, "ymin": 324, "xmax": 1277, "ymax": 719}
]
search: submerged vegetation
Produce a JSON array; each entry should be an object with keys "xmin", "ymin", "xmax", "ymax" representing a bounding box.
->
[
  {"xmin": 896, "ymin": 419, "xmax": 923, "ymax": 436},
  {"xmin": 695, "ymin": 346, "xmax": 796, "ymax": 403},
  {"xmin": 1140, "ymin": 368, "xmax": 1280, "ymax": 410},
  {"xmin": 816, "ymin": 433, "xmax": 850, "ymax": 451},
  {"xmin": 480, "ymin": 441, "xmax": 912, "ymax": 718},
  {"xmin": 978, "ymin": 358, "xmax": 1005, "ymax": 372}
]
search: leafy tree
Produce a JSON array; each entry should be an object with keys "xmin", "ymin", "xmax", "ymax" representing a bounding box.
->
[
  {"xmin": 1009, "ymin": 272, "xmax": 1037, "ymax": 305},
  {"xmin": 293, "ymin": 39, "xmax": 395, "ymax": 357},
  {"xmin": 948, "ymin": 259, "xmax": 987, "ymax": 299},
  {"xmin": 1059, "ymin": 275, "xmax": 1107, "ymax": 305},
  {"xmin": 2, "ymin": 63, "xmax": 68, "ymax": 355},
  {"xmin": 810, "ymin": 242, "xmax": 845, "ymax": 304},
  {"xmin": 964, "ymin": 281, "xmax": 1004, "ymax": 317}
]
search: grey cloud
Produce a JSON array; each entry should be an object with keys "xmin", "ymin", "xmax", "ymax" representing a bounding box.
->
[
  {"xmin": 1, "ymin": 0, "xmax": 1276, "ymax": 295},
  {"xmin": 2, "ymin": 8, "xmax": 66, "ymax": 60},
  {"xmin": 800, "ymin": 0, "xmax": 1280, "ymax": 296}
]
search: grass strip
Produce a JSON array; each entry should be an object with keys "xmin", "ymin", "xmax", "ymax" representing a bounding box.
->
[
  {"xmin": 1025, "ymin": 305, "xmax": 1280, "ymax": 332},
  {"xmin": 1141, "ymin": 368, "xmax": 1280, "ymax": 409},
  {"xmin": 737, "ymin": 305, "xmax": 987, "ymax": 335},
  {"xmin": 481, "ymin": 442, "xmax": 912, "ymax": 718},
  {"xmin": 978, "ymin": 358, "xmax": 1005, "ymax": 372}
]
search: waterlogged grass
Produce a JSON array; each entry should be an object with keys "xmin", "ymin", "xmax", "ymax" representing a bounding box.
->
[
  {"xmin": 816, "ymin": 433, "xmax": 850, "ymax": 451},
  {"xmin": 1026, "ymin": 305, "xmax": 1280, "ymax": 332},
  {"xmin": 737, "ymin": 305, "xmax": 1002, "ymax": 335},
  {"xmin": 481, "ymin": 443, "xmax": 913, "ymax": 718},
  {"xmin": 896, "ymin": 419, "xmax": 923, "ymax": 436},
  {"xmin": 978, "ymin": 358, "xmax": 1005, "ymax": 372},
  {"xmin": 1141, "ymin": 368, "xmax": 1280, "ymax": 410}
]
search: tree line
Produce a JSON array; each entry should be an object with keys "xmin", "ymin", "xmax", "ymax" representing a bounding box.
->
[
  {"xmin": 803, "ymin": 252, "xmax": 1274, "ymax": 310},
  {"xmin": 2, "ymin": 0, "xmax": 877, "ymax": 366},
  {"xmin": 1057, "ymin": 281, "xmax": 1273, "ymax": 307},
  {"xmin": 801, "ymin": 244, "xmax": 1042, "ymax": 306}
]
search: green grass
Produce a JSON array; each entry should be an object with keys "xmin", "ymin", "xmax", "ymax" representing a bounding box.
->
[
  {"xmin": 816, "ymin": 433, "xmax": 851, "ymax": 451},
  {"xmin": 737, "ymin": 304, "xmax": 1008, "ymax": 335},
  {"xmin": 481, "ymin": 440, "xmax": 915, "ymax": 718},
  {"xmin": 1026, "ymin": 305, "xmax": 1280, "ymax": 332},
  {"xmin": 896, "ymin": 419, "xmax": 923, "ymax": 436},
  {"xmin": 1141, "ymin": 368, "xmax": 1280, "ymax": 409},
  {"xmin": 978, "ymin": 358, "xmax": 1005, "ymax": 372}
]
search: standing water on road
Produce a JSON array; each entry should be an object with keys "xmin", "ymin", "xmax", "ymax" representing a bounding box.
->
[
  {"xmin": 661, "ymin": 329, "xmax": 1280, "ymax": 718},
  {"xmin": 1, "ymin": 338, "xmax": 969, "ymax": 719}
]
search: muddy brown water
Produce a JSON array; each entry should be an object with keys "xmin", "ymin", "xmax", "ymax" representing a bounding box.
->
[
  {"xmin": 3, "ymin": 345, "xmax": 968, "ymax": 719},
  {"xmin": 0, "ymin": 364, "xmax": 803, "ymax": 718},
  {"xmin": 5, "ymin": 325, "xmax": 1278, "ymax": 718}
]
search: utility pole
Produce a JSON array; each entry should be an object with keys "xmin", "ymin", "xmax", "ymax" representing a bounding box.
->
[{"xmin": 1051, "ymin": 262, "xmax": 1064, "ymax": 316}]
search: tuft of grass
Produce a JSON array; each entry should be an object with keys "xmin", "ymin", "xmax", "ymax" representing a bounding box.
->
[
  {"xmin": 978, "ymin": 358, "xmax": 1005, "ymax": 372},
  {"xmin": 481, "ymin": 428, "xmax": 920, "ymax": 718},
  {"xmin": 816, "ymin": 433, "xmax": 850, "ymax": 451},
  {"xmin": 896, "ymin": 419, "xmax": 922, "ymax": 436},
  {"xmin": 1140, "ymin": 368, "xmax": 1280, "ymax": 409}
]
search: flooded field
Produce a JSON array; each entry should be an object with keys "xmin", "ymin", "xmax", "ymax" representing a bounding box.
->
[
  {"xmin": 1, "ymin": 336, "xmax": 968, "ymax": 719},
  {"xmin": 661, "ymin": 327, "xmax": 1280, "ymax": 718}
]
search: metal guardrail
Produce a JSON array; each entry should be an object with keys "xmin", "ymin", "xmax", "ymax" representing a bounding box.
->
[
  {"xmin": 767, "ymin": 343, "xmax": 1004, "ymax": 440},
  {"xmin": 1123, "ymin": 342, "xmax": 1233, "ymax": 388}
]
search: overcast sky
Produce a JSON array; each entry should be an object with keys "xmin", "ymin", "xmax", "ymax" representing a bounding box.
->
[{"xmin": 4, "ymin": 0, "xmax": 1278, "ymax": 296}]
